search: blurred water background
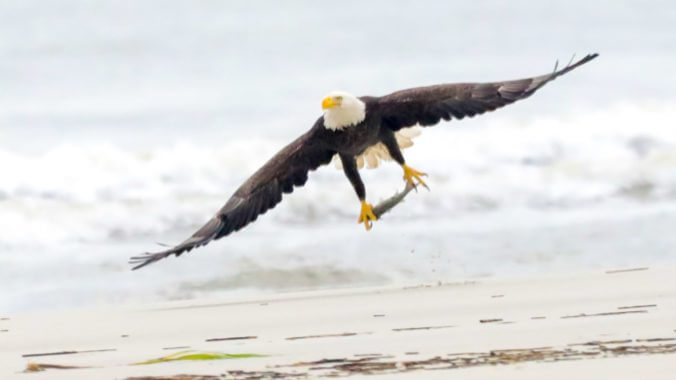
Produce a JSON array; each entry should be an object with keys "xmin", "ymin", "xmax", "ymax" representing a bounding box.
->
[{"xmin": 2, "ymin": 1, "xmax": 676, "ymax": 312}]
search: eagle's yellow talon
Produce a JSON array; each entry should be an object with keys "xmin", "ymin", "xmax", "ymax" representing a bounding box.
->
[
  {"xmin": 402, "ymin": 164, "xmax": 429, "ymax": 190},
  {"xmin": 357, "ymin": 200, "xmax": 377, "ymax": 231}
]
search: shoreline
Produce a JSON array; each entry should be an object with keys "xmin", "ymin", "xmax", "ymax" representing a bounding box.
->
[{"xmin": 2, "ymin": 266, "xmax": 675, "ymax": 379}]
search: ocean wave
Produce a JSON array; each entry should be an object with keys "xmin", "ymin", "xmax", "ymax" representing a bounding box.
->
[{"xmin": 1, "ymin": 102, "xmax": 676, "ymax": 247}]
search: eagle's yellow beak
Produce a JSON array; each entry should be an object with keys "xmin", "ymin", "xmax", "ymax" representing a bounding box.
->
[{"xmin": 322, "ymin": 96, "xmax": 340, "ymax": 110}]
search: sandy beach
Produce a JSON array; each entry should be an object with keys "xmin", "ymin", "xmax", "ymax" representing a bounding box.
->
[{"xmin": 2, "ymin": 265, "xmax": 675, "ymax": 379}]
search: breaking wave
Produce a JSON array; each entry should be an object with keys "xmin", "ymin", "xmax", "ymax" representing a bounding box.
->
[
  {"xmin": 1, "ymin": 102, "xmax": 676, "ymax": 248},
  {"xmin": 4, "ymin": 102, "xmax": 676, "ymax": 312}
]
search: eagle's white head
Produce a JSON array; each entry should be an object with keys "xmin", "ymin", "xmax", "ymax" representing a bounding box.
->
[{"xmin": 321, "ymin": 91, "xmax": 366, "ymax": 131}]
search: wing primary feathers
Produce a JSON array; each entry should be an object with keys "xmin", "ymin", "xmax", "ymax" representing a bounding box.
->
[
  {"xmin": 131, "ymin": 128, "xmax": 334, "ymax": 270},
  {"xmin": 129, "ymin": 217, "xmax": 223, "ymax": 270},
  {"xmin": 566, "ymin": 54, "xmax": 576, "ymax": 69},
  {"xmin": 550, "ymin": 53, "xmax": 597, "ymax": 80}
]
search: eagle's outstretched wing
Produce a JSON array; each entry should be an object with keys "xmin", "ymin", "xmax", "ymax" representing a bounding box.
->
[
  {"xmin": 130, "ymin": 128, "xmax": 334, "ymax": 270},
  {"xmin": 375, "ymin": 54, "xmax": 598, "ymax": 131}
]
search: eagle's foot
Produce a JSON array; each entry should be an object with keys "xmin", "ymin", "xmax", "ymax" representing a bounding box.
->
[
  {"xmin": 402, "ymin": 164, "xmax": 429, "ymax": 190},
  {"xmin": 357, "ymin": 200, "xmax": 377, "ymax": 231}
]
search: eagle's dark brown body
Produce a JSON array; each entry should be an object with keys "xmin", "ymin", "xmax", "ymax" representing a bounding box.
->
[{"xmin": 131, "ymin": 54, "xmax": 598, "ymax": 269}]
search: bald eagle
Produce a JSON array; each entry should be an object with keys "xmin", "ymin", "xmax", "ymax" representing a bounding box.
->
[{"xmin": 130, "ymin": 54, "xmax": 598, "ymax": 270}]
